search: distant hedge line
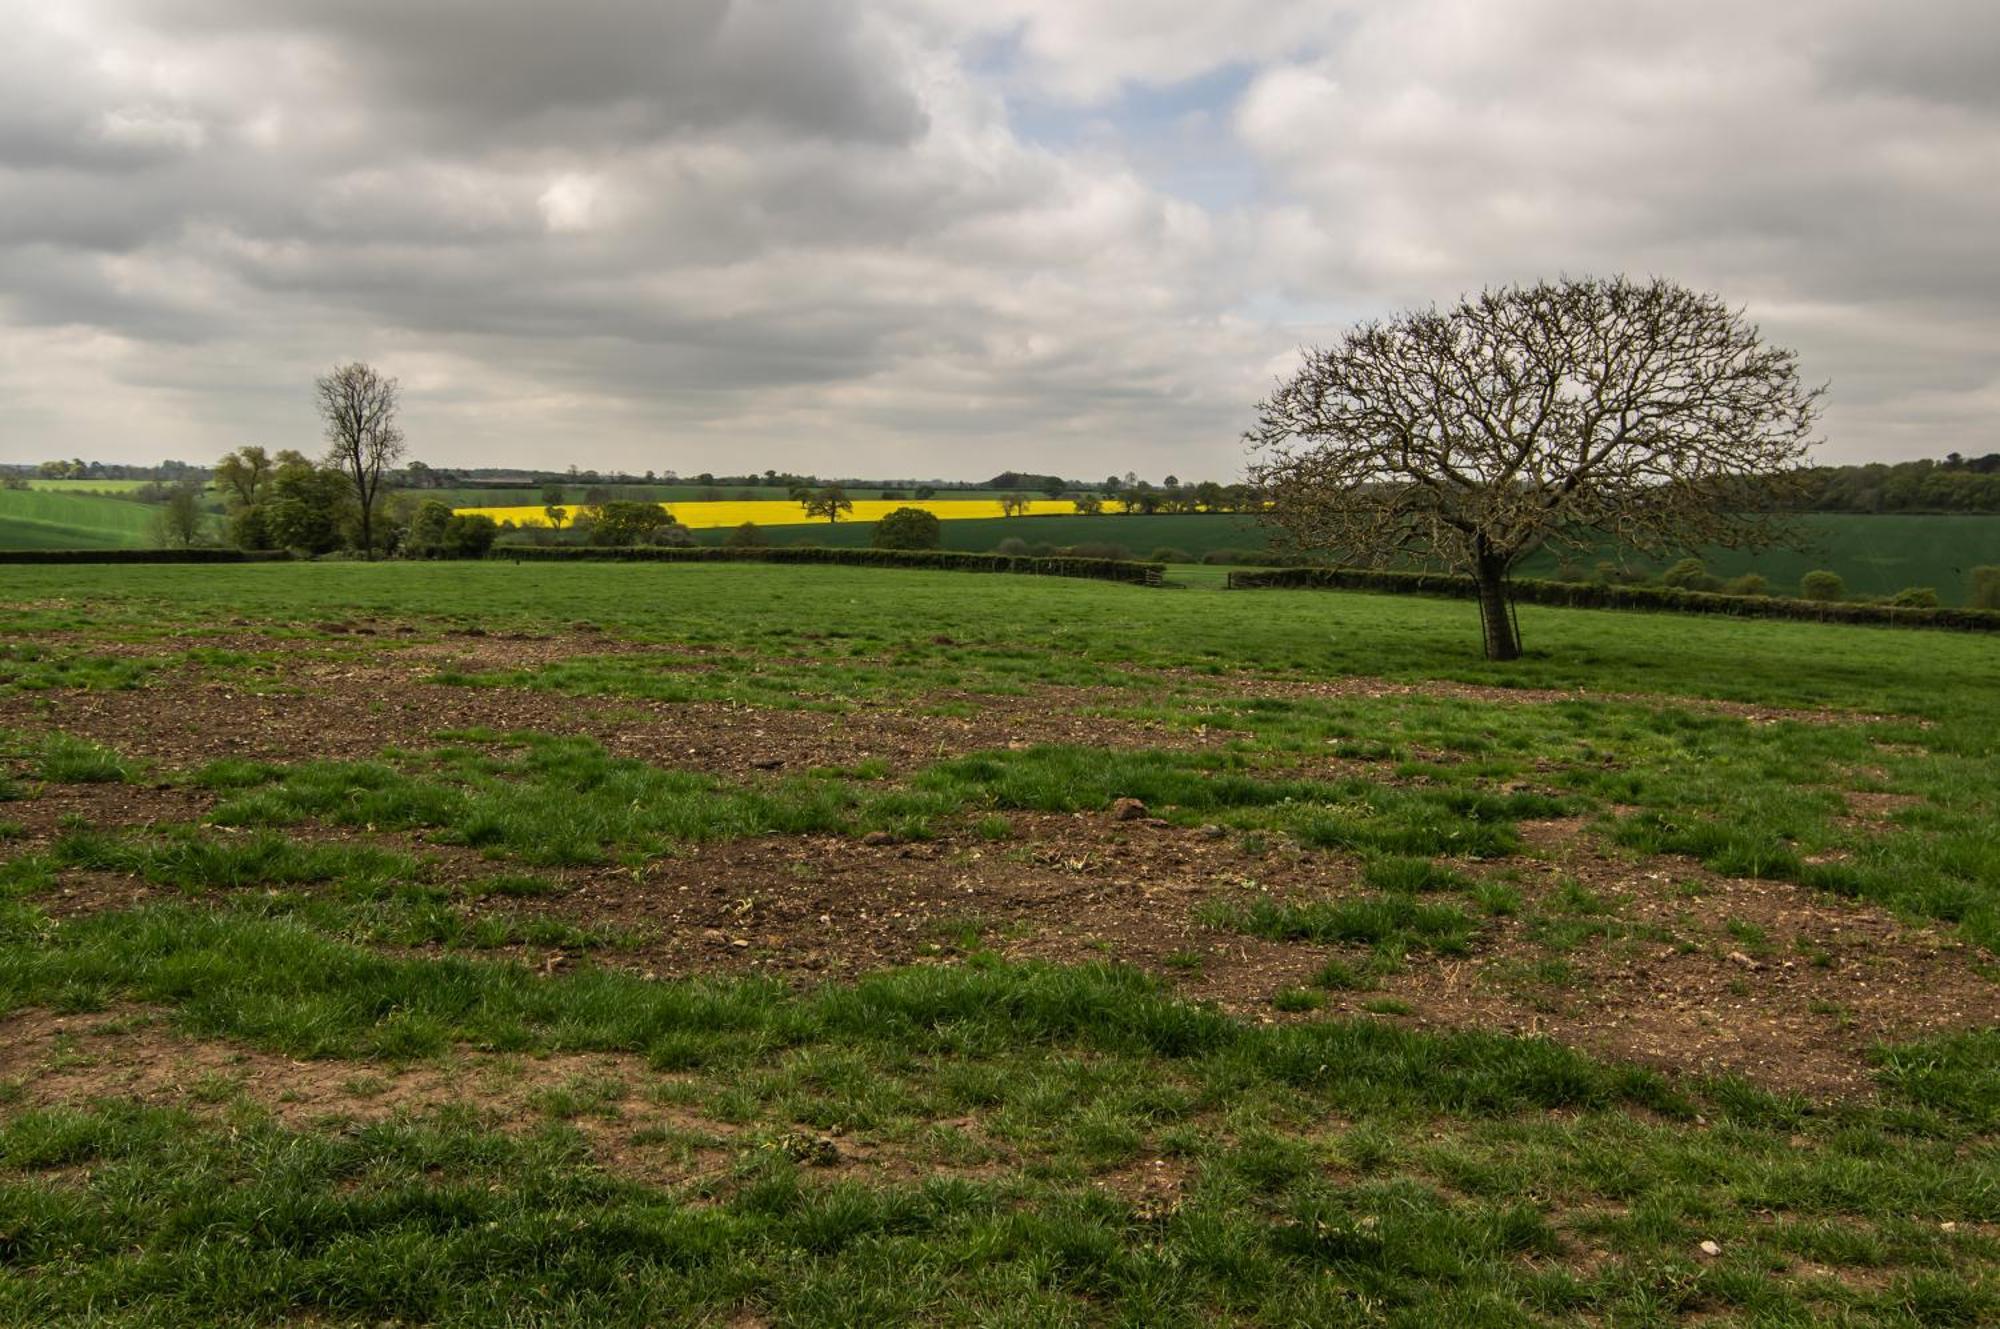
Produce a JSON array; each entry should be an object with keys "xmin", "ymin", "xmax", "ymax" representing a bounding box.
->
[
  {"xmin": 1226, "ymin": 566, "xmax": 2000, "ymax": 632},
  {"xmin": 0, "ymin": 549, "xmax": 292, "ymax": 565},
  {"xmin": 494, "ymin": 544, "xmax": 1165, "ymax": 584}
]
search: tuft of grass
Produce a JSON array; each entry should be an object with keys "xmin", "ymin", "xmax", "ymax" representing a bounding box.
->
[{"xmin": 1201, "ymin": 892, "xmax": 1479, "ymax": 955}]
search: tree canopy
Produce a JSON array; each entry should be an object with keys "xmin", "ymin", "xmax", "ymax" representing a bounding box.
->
[{"xmin": 1248, "ymin": 276, "xmax": 1822, "ymax": 659}]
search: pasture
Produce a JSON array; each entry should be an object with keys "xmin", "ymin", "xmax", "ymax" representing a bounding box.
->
[
  {"xmin": 0, "ymin": 488, "xmax": 157, "ymax": 550},
  {"xmin": 0, "ymin": 561, "xmax": 1995, "ymax": 1325}
]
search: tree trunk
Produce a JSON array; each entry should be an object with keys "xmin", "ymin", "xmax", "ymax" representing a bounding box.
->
[
  {"xmin": 360, "ymin": 503, "xmax": 374, "ymax": 561},
  {"xmin": 1474, "ymin": 555, "xmax": 1520, "ymax": 661}
]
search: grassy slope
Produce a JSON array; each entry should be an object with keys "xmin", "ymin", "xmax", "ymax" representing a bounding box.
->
[
  {"xmin": 0, "ymin": 488, "xmax": 157, "ymax": 549},
  {"xmin": 1519, "ymin": 512, "xmax": 2000, "ymax": 603}
]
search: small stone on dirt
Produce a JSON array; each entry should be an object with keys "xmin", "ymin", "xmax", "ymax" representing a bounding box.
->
[
  {"xmin": 1112, "ymin": 798, "xmax": 1147, "ymax": 821},
  {"xmin": 1698, "ymin": 1240, "xmax": 1722, "ymax": 1258},
  {"xmin": 861, "ymin": 830, "xmax": 896, "ymax": 846},
  {"xmin": 750, "ymin": 757, "xmax": 784, "ymax": 770}
]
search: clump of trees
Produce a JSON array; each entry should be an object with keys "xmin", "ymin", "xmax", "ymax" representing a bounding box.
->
[
  {"xmin": 872, "ymin": 507, "xmax": 942, "ymax": 551},
  {"xmin": 1248, "ymin": 276, "xmax": 1823, "ymax": 659}
]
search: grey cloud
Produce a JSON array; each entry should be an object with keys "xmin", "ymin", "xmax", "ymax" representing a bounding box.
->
[{"xmin": 2, "ymin": 1, "xmax": 1995, "ymax": 473}]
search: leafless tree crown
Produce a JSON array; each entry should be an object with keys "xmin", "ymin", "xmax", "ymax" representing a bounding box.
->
[
  {"xmin": 316, "ymin": 361, "xmax": 405, "ymax": 555},
  {"xmin": 1246, "ymin": 277, "xmax": 1824, "ymax": 574}
]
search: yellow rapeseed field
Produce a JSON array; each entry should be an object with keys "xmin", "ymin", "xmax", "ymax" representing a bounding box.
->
[{"xmin": 453, "ymin": 497, "xmax": 1120, "ymax": 530}]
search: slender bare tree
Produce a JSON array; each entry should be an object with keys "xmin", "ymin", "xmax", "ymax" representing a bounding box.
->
[
  {"xmin": 315, "ymin": 362, "xmax": 404, "ymax": 559},
  {"xmin": 1247, "ymin": 277, "xmax": 1823, "ymax": 659}
]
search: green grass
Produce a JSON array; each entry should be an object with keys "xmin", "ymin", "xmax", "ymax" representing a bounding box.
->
[
  {"xmin": 0, "ymin": 488, "xmax": 157, "ymax": 550},
  {"xmin": 3, "ymin": 559, "xmax": 1998, "ymax": 1324},
  {"xmin": 8, "ymin": 561, "xmax": 1996, "ymax": 716},
  {"xmin": 0, "ymin": 923, "xmax": 1991, "ymax": 1325}
]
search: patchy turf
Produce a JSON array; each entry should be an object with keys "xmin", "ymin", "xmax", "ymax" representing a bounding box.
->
[{"xmin": 1, "ymin": 562, "xmax": 1995, "ymax": 1326}]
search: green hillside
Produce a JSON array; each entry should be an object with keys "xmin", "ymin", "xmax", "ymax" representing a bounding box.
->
[
  {"xmin": 0, "ymin": 489, "xmax": 160, "ymax": 549},
  {"xmin": 1519, "ymin": 514, "xmax": 2000, "ymax": 605}
]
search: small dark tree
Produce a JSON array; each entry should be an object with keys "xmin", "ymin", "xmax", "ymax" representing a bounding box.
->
[
  {"xmin": 872, "ymin": 507, "xmax": 942, "ymax": 551},
  {"xmin": 1248, "ymin": 277, "xmax": 1822, "ymax": 659},
  {"xmin": 586, "ymin": 500, "xmax": 673, "ymax": 546},
  {"xmin": 801, "ymin": 486, "xmax": 853, "ymax": 523},
  {"xmin": 999, "ymin": 492, "xmax": 1032, "ymax": 517},
  {"xmin": 725, "ymin": 521, "xmax": 770, "ymax": 548},
  {"xmin": 442, "ymin": 513, "xmax": 499, "ymax": 558},
  {"xmin": 1072, "ymin": 493, "xmax": 1104, "ymax": 515},
  {"xmin": 316, "ymin": 362, "xmax": 404, "ymax": 560},
  {"xmin": 154, "ymin": 481, "xmax": 206, "ymax": 548},
  {"xmin": 406, "ymin": 499, "xmax": 453, "ymax": 557}
]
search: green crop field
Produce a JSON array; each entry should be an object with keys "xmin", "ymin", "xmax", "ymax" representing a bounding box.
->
[
  {"xmin": 1520, "ymin": 513, "xmax": 2000, "ymax": 604},
  {"xmin": 1, "ymin": 561, "xmax": 1996, "ymax": 1325},
  {"xmin": 0, "ymin": 488, "xmax": 159, "ymax": 549}
]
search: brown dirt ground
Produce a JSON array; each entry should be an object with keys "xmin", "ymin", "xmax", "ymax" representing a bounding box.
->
[{"xmin": 3, "ymin": 629, "xmax": 1992, "ymax": 1105}]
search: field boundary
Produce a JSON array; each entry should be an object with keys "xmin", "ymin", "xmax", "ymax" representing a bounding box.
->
[
  {"xmin": 0, "ymin": 548, "xmax": 292, "ymax": 565},
  {"xmin": 492, "ymin": 544, "xmax": 1166, "ymax": 584},
  {"xmin": 1227, "ymin": 565, "xmax": 2000, "ymax": 631}
]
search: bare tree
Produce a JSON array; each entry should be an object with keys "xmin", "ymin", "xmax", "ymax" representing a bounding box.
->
[
  {"xmin": 315, "ymin": 362, "xmax": 404, "ymax": 559},
  {"xmin": 1247, "ymin": 277, "xmax": 1822, "ymax": 659}
]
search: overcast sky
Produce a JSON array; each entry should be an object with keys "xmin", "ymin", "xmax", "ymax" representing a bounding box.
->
[{"xmin": 2, "ymin": 1, "xmax": 1994, "ymax": 478}]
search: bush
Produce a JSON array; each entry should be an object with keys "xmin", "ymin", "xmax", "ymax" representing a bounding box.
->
[
  {"xmin": 1889, "ymin": 586, "xmax": 1940, "ymax": 609},
  {"xmin": 1971, "ymin": 566, "xmax": 2000, "ymax": 611},
  {"xmin": 724, "ymin": 522, "xmax": 769, "ymax": 548},
  {"xmin": 1800, "ymin": 570, "xmax": 1846, "ymax": 601},
  {"xmin": 646, "ymin": 522, "xmax": 695, "ymax": 548},
  {"xmin": 872, "ymin": 506, "xmax": 943, "ymax": 551},
  {"xmin": 1063, "ymin": 541, "xmax": 1133, "ymax": 562},
  {"xmin": 441, "ymin": 513, "xmax": 499, "ymax": 558},
  {"xmin": 1150, "ymin": 547, "xmax": 1193, "ymax": 564},
  {"xmin": 1201, "ymin": 549, "xmax": 1260, "ymax": 565},
  {"xmin": 995, "ymin": 537, "xmax": 1030, "ymax": 556},
  {"xmin": 1661, "ymin": 557, "xmax": 1708, "ymax": 588},
  {"xmin": 1721, "ymin": 573, "xmax": 1769, "ymax": 597}
]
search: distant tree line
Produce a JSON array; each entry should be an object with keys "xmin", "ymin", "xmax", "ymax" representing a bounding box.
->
[{"xmin": 1787, "ymin": 454, "xmax": 2000, "ymax": 513}]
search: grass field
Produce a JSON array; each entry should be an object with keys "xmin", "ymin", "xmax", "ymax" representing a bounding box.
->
[
  {"xmin": 1, "ymin": 562, "xmax": 1996, "ymax": 1325},
  {"xmin": 0, "ymin": 488, "xmax": 158, "ymax": 549},
  {"xmin": 1520, "ymin": 513, "xmax": 2000, "ymax": 604}
]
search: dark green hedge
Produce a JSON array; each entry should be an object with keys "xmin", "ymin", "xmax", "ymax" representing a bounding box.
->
[
  {"xmin": 0, "ymin": 549, "xmax": 292, "ymax": 565},
  {"xmin": 493, "ymin": 544, "xmax": 1164, "ymax": 584},
  {"xmin": 1225, "ymin": 566, "xmax": 2000, "ymax": 632}
]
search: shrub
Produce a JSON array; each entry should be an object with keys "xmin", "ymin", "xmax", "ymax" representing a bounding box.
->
[
  {"xmin": 872, "ymin": 507, "xmax": 943, "ymax": 551},
  {"xmin": 1201, "ymin": 549, "xmax": 1259, "ymax": 565},
  {"xmin": 1063, "ymin": 541, "xmax": 1133, "ymax": 562},
  {"xmin": 441, "ymin": 513, "xmax": 499, "ymax": 558},
  {"xmin": 1971, "ymin": 566, "xmax": 2000, "ymax": 611},
  {"xmin": 1661, "ymin": 557, "xmax": 1708, "ymax": 588},
  {"xmin": 1150, "ymin": 547, "xmax": 1193, "ymax": 564},
  {"xmin": 646, "ymin": 522, "xmax": 695, "ymax": 548},
  {"xmin": 1799, "ymin": 570, "xmax": 1846, "ymax": 601},
  {"xmin": 1889, "ymin": 586, "xmax": 1940, "ymax": 609},
  {"xmin": 724, "ymin": 522, "xmax": 769, "ymax": 548},
  {"xmin": 995, "ymin": 537, "xmax": 1030, "ymax": 556},
  {"xmin": 1722, "ymin": 573, "xmax": 1769, "ymax": 597}
]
